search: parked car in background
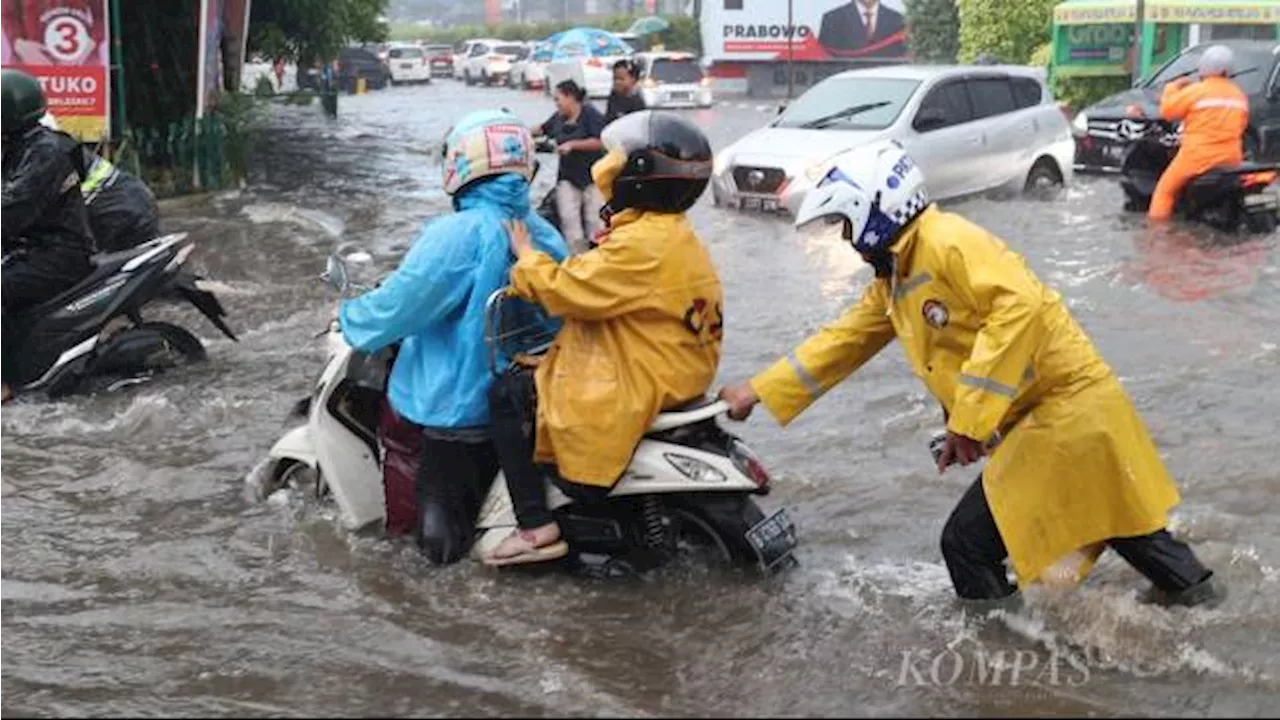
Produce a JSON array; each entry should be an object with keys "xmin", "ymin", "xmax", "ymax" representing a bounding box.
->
[
  {"xmin": 339, "ymin": 46, "xmax": 391, "ymax": 92},
  {"xmin": 462, "ymin": 39, "xmax": 525, "ymax": 86},
  {"xmin": 1073, "ymin": 40, "xmax": 1280, "ymax": 172},
  {"xmin": 423, "ymin": 44, "xmax": 454, "ymax": 78},
  {"xmin": 452, "ymin": 39, "xmax": 486, "ymax": 80},
  {"xmin": 386, "ymin": 44, "xmax": 431, "ymax": 85},
  {"xmin": 295, "ymin": 46, "xmax": 390, "ymax": 93},
  {"xmin": 510, "ymin": 42, "xmax": 552, "ymax": 90},
  {"xmin": 545, "ymin": 41, "xmax": 632, "ymax": 98},
  {"xmin": 712, "ymin": 65, "xmax": 1074, "ymax": 213},
  {"xmin": 635, "ymin": 51, "xmax": 713, "ymax": 109}
]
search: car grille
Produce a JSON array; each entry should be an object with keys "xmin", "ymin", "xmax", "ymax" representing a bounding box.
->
[
  {"xmin": 732, "ymin": 165, "xmax": 786, "ymax": 194},
  {"xmin": 1087, "ymin": 118, "xmax": 1121, "ymax": 140}
]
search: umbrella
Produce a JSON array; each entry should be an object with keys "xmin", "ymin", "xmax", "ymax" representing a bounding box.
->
[
  {"xmin": 547, "ymin": 27, "xmax": 631, "ymax": 60},
  {"xmin": 625, "ymin": 15, "xmax": 670, "ymax": 37}
]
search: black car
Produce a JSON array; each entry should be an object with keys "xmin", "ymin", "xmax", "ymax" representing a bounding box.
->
[
  {"xmin": 1073, "ymin": 40, "xmax": 1280, "ymax": 172},
  {"xmin": 296, "ymin": 46, "xmax": 390, "ymax": 93}
]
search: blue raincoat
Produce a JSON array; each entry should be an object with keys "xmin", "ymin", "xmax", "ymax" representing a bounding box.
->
[{"xmin": 338, "ymin": 174, "xmax": 569, "ymax": 430}]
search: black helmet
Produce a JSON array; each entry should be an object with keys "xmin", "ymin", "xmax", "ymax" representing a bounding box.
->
[
  {"xmin": 2, "ymin": 68, "xmax": 47, "ymax": 134},
  {"xmin": 595, "ymin": 110, "xmax": 712, "ymax": 214}
]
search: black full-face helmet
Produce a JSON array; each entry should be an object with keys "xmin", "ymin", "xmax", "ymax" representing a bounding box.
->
[
  {"xmin": 592, "ymin": 110, "xmax": 713, "ymax": 214},
  {"xmin": 2, "ymin": 68, "xmax": 48, "ymax": 136}
]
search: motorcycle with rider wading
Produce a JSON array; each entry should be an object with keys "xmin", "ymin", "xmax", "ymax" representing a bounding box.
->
[
  {"xmin": 3, "ymin": 232, "xmax": 238, "ymax": 398},
  {"xmin": 1118, "ymin": 117, "xmax": 1279, "ymax": 234},
  {"xmin": 259, "ymin": 250, "xmax": 800, "ymax": 578}
]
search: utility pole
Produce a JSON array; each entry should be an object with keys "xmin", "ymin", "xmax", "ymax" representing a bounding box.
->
[
  {"xmin": 1132, "ymin": 0, "xmax": 1145, "ymax": 82},
  {"xmin": 786, "ymin": 0, "xmax": 794, "ymax": 100}
]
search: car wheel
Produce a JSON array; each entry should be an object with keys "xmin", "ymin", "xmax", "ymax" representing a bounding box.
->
[
  {"xmin": 1024, "ymin": 157, "xmax": 1064, "ymax": 194},
  {"xmin": 465, "ymin": 71, "xmax": 474, "ymax": 86}
]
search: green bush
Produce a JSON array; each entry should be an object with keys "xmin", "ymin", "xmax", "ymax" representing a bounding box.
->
[
  {"xmin": 1029, "ymin": 41, "xmax": 1131, "ymax": 111},
  {"xmin": 388, "ymin": 15, "xmax": 701, "ymax": 54},
  {"xmin": 906, "ymin": 0, "xmax": 960, "ymax": 63},
  {"xmin": 1053, "ymin": 75, "xmax": 1131, "ymax": 112},
  {"xmin": 957, "ymin": 0, "xmax": 1057, "ymax": 65}
]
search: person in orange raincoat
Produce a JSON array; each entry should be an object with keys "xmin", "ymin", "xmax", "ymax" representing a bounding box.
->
[
  {"xmin": 483, "ymin": 111, "xmax": 724, "ymax": 566},
  {"xmin": 1148, "ymin": 45, "xmax": 1250, "ymax": 222}
]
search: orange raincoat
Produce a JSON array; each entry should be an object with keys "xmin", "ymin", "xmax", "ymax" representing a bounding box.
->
[{"xmin": 1148, "ymin": 75, "xmax": 1249, "ymax": 221}]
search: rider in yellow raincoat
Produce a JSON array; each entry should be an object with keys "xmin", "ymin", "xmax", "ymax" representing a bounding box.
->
[
  {"xmin": 485, "ymin": 111, "xmax": 723, "ymax": 566},
  {"xmin": 720, "ymin": 140, "xmax": 1224, "ymax": 610}
]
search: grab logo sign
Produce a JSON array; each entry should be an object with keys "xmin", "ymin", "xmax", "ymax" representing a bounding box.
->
[{"xmin": 44, "ymin": 13, "xmax": 94, "ymax": 64}]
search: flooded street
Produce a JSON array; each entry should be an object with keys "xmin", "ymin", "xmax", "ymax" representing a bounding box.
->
[{"xmin": 3, "ymin": 81, "xmax": 1279, "ymax": 717}]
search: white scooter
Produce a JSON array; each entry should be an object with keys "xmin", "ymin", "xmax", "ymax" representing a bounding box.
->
[{"xmin": 261, "ymin": 250, "xmax": 798, "ymax": 577}]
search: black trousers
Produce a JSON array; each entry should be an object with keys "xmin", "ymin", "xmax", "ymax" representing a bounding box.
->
[
  {"xmin": 488, "ymin": 367, "xmax": 611, "ymax": 530},
  {"xmin": 2, "ymin": 249, "xmax": 93, "ymax": 382},
  {"xmin": 940, "ymin": 475, "xmax": 1212, "ymax": 600},
  {"xmin": 415, "ymin": 436, "xmax": 499, "ymax": 564}
]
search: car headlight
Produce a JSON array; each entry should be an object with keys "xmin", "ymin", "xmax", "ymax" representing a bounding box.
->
[
  {"xmin": 1071, "ymin": 111, "xmax": 1088, "ymax": 134},
  {"xmin": 713, "ymin": 149, "xmax": 731, "ymax": 176}
]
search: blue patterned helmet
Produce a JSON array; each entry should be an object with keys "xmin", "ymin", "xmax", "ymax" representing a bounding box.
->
[{"xmin": 441, "ymin": 109, "xmax": 535, "ymax": 196}]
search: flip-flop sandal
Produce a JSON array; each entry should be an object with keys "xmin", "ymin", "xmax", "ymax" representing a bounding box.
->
[{"xmin": 483, "ymin": 539, "xmax": 569, "ymax": 567}]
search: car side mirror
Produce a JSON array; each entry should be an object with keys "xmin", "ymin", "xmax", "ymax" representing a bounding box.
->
[{"xmin": 913, "ymin": 107, "xmax": 947, "ymax": 132}]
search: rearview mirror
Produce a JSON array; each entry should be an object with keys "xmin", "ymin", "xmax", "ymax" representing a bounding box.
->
[
  {"xmin": 322, "ymin": 253, "xmax": 349, "ymax": 295},
  {"xmin": 321, "ymin": 247, "xmax": 374, "ymax": 296},
  {"xmin": 913, "ymin": 107, "xmax": 947, "ymax": 132}
]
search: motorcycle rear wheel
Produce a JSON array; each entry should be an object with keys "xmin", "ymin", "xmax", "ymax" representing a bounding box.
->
[{"xmin": 51, "ymin": 321, "xmax": 208, "ymax": 397}]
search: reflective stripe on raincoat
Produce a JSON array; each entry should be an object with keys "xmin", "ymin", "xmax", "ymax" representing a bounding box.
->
[
  {"xmin": 510, "ymin": 208, "xmax": 723, "ymax": 487},
  {"xmin": 338, "ymin": 174, "xmax": 569, "ymax": 430},
  {"xmin": 750, "ymin": 205, "xmax": 1182, "ymax": 585}
]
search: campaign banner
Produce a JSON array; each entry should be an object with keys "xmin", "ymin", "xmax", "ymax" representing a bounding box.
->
[
  {"xmin": 1, "ymin": 0, "xmax": 111, "ymax": 140},
  {"xmin": 701, "ymin": 0, "xmax": 909, "ymax": 63}
]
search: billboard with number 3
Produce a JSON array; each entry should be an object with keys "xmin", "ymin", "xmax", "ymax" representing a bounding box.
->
[{"xmin": 2, "ymin": 0, "xmax": 111, "ymax": 141}]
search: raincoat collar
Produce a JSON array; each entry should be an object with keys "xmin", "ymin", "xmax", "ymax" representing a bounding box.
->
[{"xmin": 453, "ymin": 173, "xmax": 533, "ymax": 216}]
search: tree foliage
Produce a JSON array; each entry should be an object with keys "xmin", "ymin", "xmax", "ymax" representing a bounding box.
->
[
  {"xmin": 905, "ymin": 0, "xmax": 959, "ymax": 63},
  {"xmin": 956, "ymin": 0, "xmax": 1057, "ymax": 65},
  {"xmin": 387, "ymin": 15, "xmax": 702, "ymax": 55},
  {"xmin": 249, "ymin": 0, "xmax": 390, "ymax": 64}
]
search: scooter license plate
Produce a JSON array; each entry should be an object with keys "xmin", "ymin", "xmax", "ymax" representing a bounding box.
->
[
  {"xmin": 740, "ymin": 196, "xmax": 778, "ymax": 212},
  {"xmin": 746, "ymin": 508, "xmax": 798, "ymax": 570}
]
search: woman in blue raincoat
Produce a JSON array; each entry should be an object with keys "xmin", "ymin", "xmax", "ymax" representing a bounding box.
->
[{"xmin": 337, "ymin": 109, "xmax": 569, "ymax": 564}]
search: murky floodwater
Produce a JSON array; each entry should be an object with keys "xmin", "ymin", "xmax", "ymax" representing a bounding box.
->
[{"xmin": 4, "ymin": 82, "xmax": 1279, "ymax": 718}]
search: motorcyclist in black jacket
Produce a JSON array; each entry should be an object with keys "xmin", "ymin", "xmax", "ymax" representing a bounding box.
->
[
  {"xmin": 40, "ymin": 113, "xmax": 162, "ymax": 252},
  {"xmin": 2, "ymin": 68, "xmax": 96, "ymax": 402}
]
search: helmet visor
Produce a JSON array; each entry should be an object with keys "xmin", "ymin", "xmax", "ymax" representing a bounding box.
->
[
  {"xmin": 601, "ymin": 110, "xmax": 712, "ymax": 180},
  {"xmin": 795, "ymin": 210, "xmax": 850, "ymax": 248}
]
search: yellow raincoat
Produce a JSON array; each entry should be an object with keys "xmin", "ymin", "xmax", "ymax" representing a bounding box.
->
[
  {"xmin": 750, "ymin": 205, "xmax": 1182, "ymax": 585},
  {"xmin": 509, "ymin": 208, "xmax": 724, "ymax": 487}
]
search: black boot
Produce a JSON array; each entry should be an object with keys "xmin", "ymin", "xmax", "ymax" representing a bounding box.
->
[{"xmin": 1141, "ymin": 572, "xmax": 1227, "ymax": 610}]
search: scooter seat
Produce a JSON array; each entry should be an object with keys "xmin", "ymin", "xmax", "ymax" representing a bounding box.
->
[
  {"xmin": 1198, "ymin": 162, "xmax": 1280, "ymax": 180},
  {"xmin": 28, "ymin": 234, "xmax": 186, "ymax": 316}
]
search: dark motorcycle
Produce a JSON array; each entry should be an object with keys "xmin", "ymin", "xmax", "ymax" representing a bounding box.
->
[
  {"xmin": 533, "ymin": 137, "xmax": 561, "ymax": 232},
  {"xmin": 5, "ymin": 232, "xmax": 238, "ymax": 399},
  {"xmin": 1118, "ymin": 118, "xmax": 1279, "ymax": 234}
]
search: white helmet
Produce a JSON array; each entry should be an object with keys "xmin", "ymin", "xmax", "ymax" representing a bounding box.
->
[
  {"xmin": 1197, "ymin": 45, "xmax": 1233, "ymax": 78},
  {"xmin": 794, "ymin": 139, "xmax": 930, "ymax": 255}
]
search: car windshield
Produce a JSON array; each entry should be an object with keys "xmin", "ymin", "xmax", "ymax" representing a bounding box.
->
[
  {"xmin": 495, "ymin": 44, "xmax": 524, "ymax": 58},
  {"xmin": 774, "ymin": 77, "xmax": 920, "ymax": 130},
  {"xmin": 651, "ymin": 58, "xmax": 703, "ymax": 83},
  {"xmin": 389, "ymin": 47, "xmax": 422, "ymax": 59},
  {"xmin": 1144, "ymin": 46, "xmax": 1272, "ymax": 95}
]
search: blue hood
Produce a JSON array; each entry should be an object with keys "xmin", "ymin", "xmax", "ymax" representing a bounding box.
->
[
  {"xmin": 338, "ymin": 174, "xmax": 568, "ymax": 429},
  {"xmin": 454, "ymin": 172, "xmax": 533, "ymax": 215}
]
